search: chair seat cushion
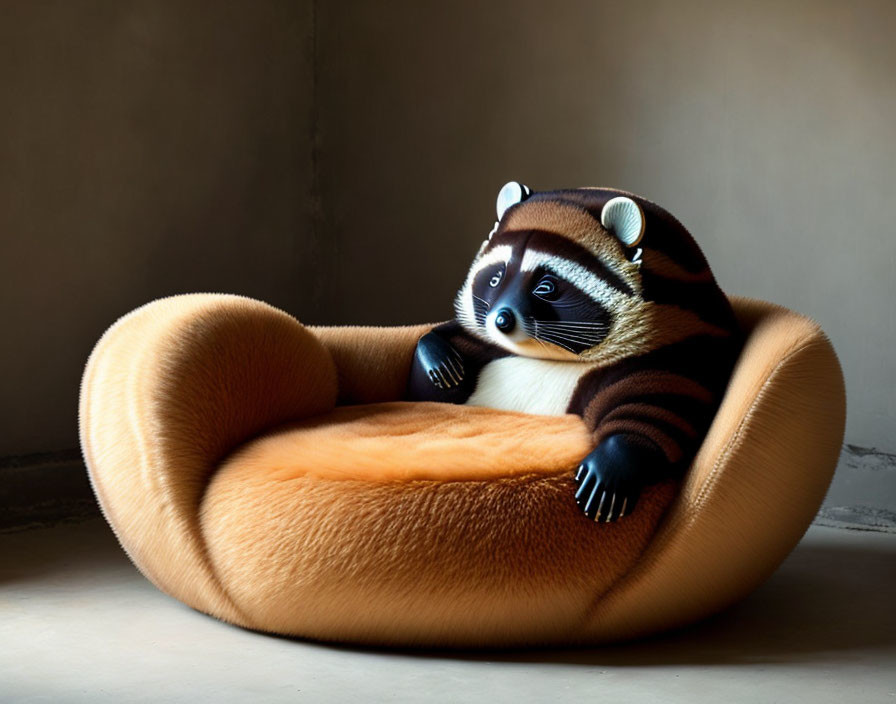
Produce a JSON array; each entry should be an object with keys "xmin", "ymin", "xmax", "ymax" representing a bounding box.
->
[{"xmin": 201, "ymin": 401, "xmax": 677, "ymax": 646}]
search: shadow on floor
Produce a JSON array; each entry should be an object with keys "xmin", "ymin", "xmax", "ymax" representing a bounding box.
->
[
  {"xmin": 317, "ymin": 537, "xmax": 896, "ymax": 666},
  {"xmin": 3, "ymin": 520, "xmax": 894, "ymax": 667}
]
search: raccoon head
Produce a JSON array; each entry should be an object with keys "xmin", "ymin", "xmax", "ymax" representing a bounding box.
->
[{"xmin": 455, "ymin": 182, "xmax": 711, "ymax": 365}]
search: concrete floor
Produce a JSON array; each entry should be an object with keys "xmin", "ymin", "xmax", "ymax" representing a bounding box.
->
[{"xmin": 1, "ymin": 520, "xmax": 894, "ymax": 704}]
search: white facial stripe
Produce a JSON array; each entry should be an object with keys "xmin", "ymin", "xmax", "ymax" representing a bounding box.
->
[
  {"xmin": 457, "ymin": 244, "xmax": 513, "ymax": 331},
  {"xmin": 520, "ymin": 249, "xmax": 635, "ymax": 308},
  {"xmin": 473, "ymin": 244, "xmax": 513, "ymax": 274}
]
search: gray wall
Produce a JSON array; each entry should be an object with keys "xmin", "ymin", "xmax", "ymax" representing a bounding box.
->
[
  {"xmin": 2, "ymin": 1, "xmax": 894, "ymax": 494},
  {"xmin": 316, "ymin": 0, "xmax": 896, "ymax": 454},
  {"xmin": 0, "ymin": 1, "xmax": 317, "ymax": 456}
]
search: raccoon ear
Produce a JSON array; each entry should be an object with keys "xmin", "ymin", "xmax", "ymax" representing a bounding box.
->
[
  {"xmin": 496, "ymin": 181, "xmax": 532, "ymax": 221},
  {"xmin": 601, "ymin": 196, "xmax": 645, "ymax": 247}
]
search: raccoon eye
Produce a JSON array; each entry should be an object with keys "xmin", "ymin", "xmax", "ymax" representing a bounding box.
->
[
  {"xmin": 489, "ymin": 269, "xmax": 503, "ymax": 287},
  {"xmin": 532, "ymin": 276, "xmax": 559, "ymax": 300}
]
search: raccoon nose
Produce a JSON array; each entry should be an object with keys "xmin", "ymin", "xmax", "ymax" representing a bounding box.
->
[{"xmin": 494, "ymin": 308, "xmax": 516, "ymax": 333}]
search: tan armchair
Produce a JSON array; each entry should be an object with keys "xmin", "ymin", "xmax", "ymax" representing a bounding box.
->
[{"xmin": 79, "ymin": 294, "xmax": 845, "ymax": 647}]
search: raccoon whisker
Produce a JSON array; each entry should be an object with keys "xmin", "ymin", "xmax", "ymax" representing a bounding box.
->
[
  {"xmin": 541, "ymin": 300, "xmax": 602, "ymax": 310},
  {"xmin": 472, "ymin": 301, "xmax": 489, "ymax": 322},
  {"xmin": 533, "ymin": 322, "xmax": 608, "ymax": 331},
  {"xmin": 458, "ymin": 308, "xmax": 483, "ymax": 331},
  {"xmin": 535, "ymin": 331, "xmax": 605, "ymax": 342},
  {"xmin": 537, "ymin": 336, "xmax": 578, "ymax": 354},
  {"xmin": 535, "ymin": 327, "xmax": 603, "ymax": 344},
  {"xmin": 531, "ymin": 320, "xmax": 551, "ymax": 346},
  {"xmin": 538, "ymin": 333, "xmax": 602, "ymax": 347},
  {"xmin": 471, "ymin": 295, "xmax": 491, "ymax": 309},
  {"xmin": 539, "ymin": 335, "xmax": 599, "ymax": 350},
  {"xmin": 531, "ymin": 319, "xmax": 602, "ymax": 347},
  {"xmin": 530, "ymin": 317, "xmax": 606, "ymax": 324},
  {"xmin": 534, "ymin": 332, "xmax": 605, "ymax": 341},
  {"xmin": 526, "ymin": 318, "xmax": 541, "ymax": 338},
  {"xmin": 531, "ymin": 319, "xmax": 608, "ymax": 328},
  {"xmin": 537, "ymin": 326, "xmax": 603, "ymax": 338},
  {"xmin": 532, "ymin": 325, "xmax": 607, "ymax": 337},
  {"xmin": 537, "ymin": 324, "xmax": 605, "ymax": 336},
  {"xmin": 536, "ymin": 330, "xmax": 577, "ymax": 352},
  {"xmin": 531, "ymin": 322, "xmax": 561, "ymax": 354}
]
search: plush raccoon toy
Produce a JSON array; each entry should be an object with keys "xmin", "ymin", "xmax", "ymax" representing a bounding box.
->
[{"xmin": 407, "ymin": 183, "xmax": 740, "ymax": 523}]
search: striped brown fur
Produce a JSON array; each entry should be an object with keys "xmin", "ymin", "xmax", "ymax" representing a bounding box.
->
[{"xmin": 407, "ymin": 185, "xmax": 741, "ymax": 522}]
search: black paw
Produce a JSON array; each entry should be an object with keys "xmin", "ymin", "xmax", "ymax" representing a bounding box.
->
[
  {"xmin": 573, "ymin": 434, "xmax": 665, "ymax": 523},
  {"xmin": 415, "ymin": 332, "xmax": 465, "ymax": 389}
]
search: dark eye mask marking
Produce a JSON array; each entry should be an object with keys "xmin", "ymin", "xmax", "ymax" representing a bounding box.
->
[{"xmin": 486, "ymin": 230, "xmax": 634, "ymax": 297}]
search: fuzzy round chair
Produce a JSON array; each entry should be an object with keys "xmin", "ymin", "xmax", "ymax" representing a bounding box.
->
[{"xmin": 78, "ymin": 293, "xmax": 845, "ymax": 648}]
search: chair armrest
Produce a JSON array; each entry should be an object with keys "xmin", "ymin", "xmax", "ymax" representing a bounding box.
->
[
  {"xmin": 309, "ymin": 323, "xmax": 434, "ymax": 404},
  {"xmin": 79, "ymin": 293, "xmax": 336, "ymax": 624},
  {"xmin": 580, "ymin": 296, "xmax": 847, "ymax": 642}
]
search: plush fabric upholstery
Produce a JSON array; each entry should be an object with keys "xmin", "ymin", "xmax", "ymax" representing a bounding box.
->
[{"xmin": 79, "ymin": 294, "xmax": 845, "ymax": 647}]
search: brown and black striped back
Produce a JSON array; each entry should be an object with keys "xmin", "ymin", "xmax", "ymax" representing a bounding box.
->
[{"xmin": 529, "ymin": 187, "xmax": 740, "ymax": 468}]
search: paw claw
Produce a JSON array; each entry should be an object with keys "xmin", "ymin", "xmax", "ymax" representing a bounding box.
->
[
  {"xmin": 572, "ymin": 439, "xmax": 654, "ymax": 523},
  {"xmin": 445, "ymin": 356, "xmax": 465, "ymax": 383},
  {"xmin": 584, "ymin": 488, "xmax": 602, "ymax": 518},
  {"xmin": 415, "ymin": 333, "xmax": 466, "ymax": 392},
  {"xmin": 575, "ymin": 475, "xmax": 594, "ymax": 503},
  {"xmin": 605, "ymin": 493, "xmax": 617, "ymax": 523},
  {"xmin": 593, "ymin": 491, "xmax": 608, "ymax": 522},
  {"xmin": 442, "ymin": 361, "xmax": 462, "ymax": 387}
]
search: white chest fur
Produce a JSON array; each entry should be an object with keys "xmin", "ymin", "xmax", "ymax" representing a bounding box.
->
[{"xmin": 465, "ymin": 356, "xmax": 595, "ymax": 416}]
